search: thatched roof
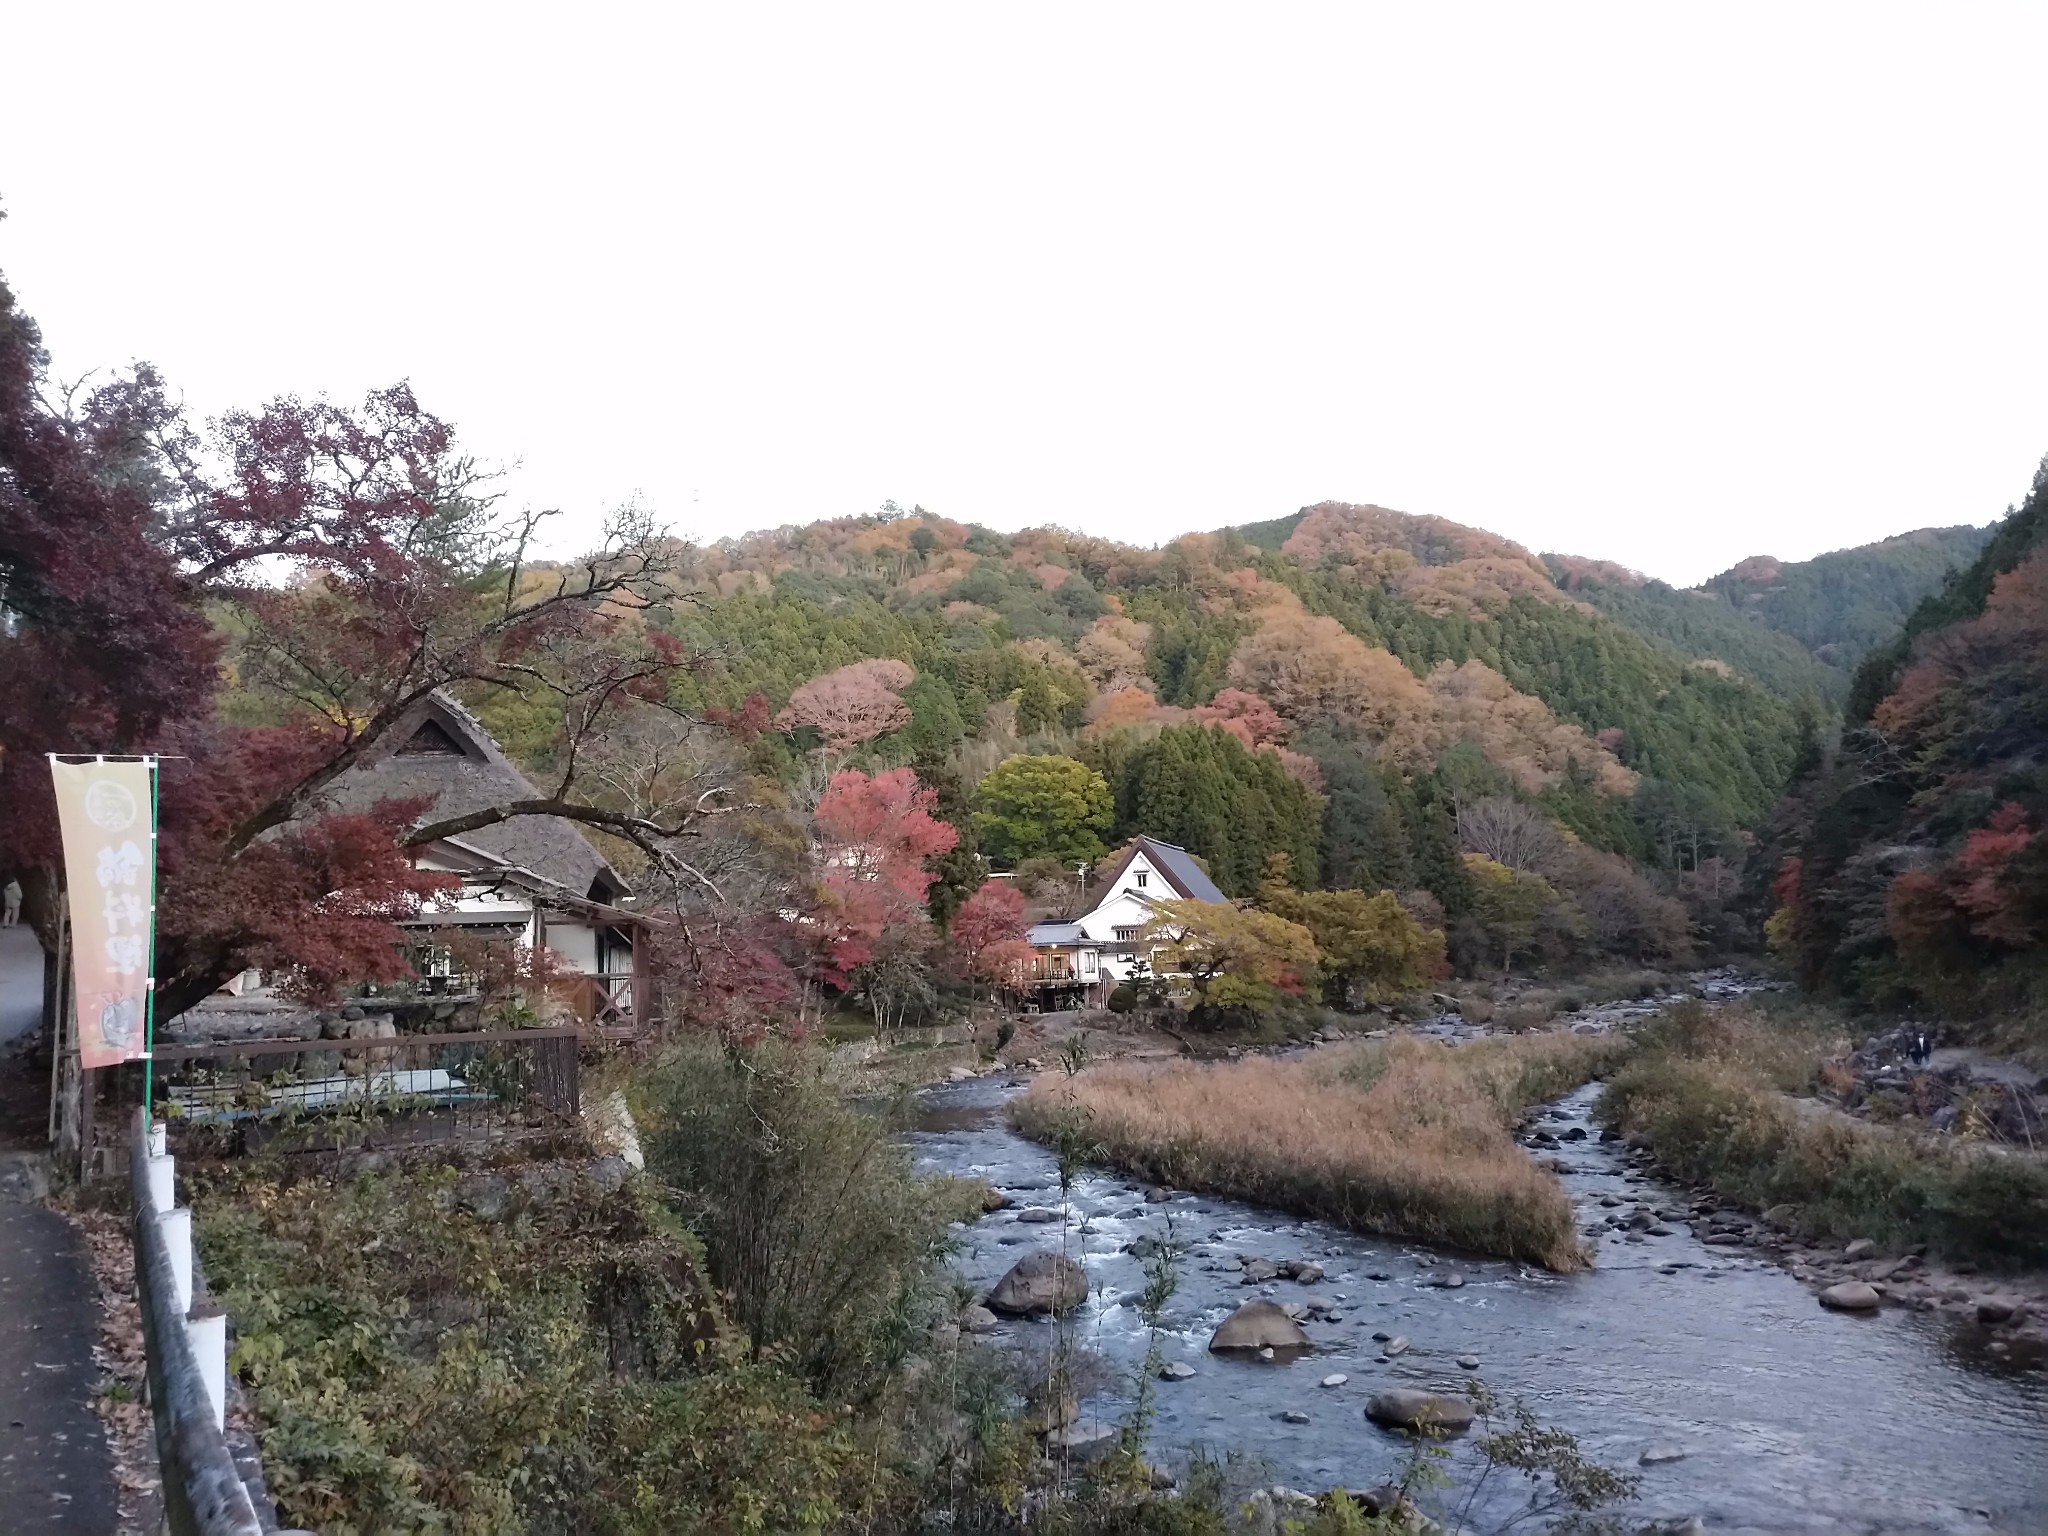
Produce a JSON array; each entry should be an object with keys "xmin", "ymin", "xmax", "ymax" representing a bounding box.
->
[{"xmin": 314, "ymin": 693, "xmax": 628, "ymax": 902}]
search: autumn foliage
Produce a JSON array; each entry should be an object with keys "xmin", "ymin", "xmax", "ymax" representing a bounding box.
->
[
  {"xmin": 947, "ymin": 879, "xmax": 1032, "ymax": 985},
  {"xmin": 1773, "ymin": 461, "xmax": 2048, "ymax": 1013},
  {"xmin": 775, "ymin": 659, "xmax": 916, "ymax": 750},
  {"xmin": 808, "ymin": 767, "xmax": 958, "ymax": 983}
]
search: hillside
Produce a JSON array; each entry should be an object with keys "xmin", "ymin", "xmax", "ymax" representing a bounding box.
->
[
  {"xmin": 1766, "ymin": 460, "xmax": 2048, "ymax": 1039},
  {"xmin": 1546, "ymin": 525, "xmax": 1993, "ymax": 704},
  {"xmin": 653, "ymin": 501, "xmax": 1801, "ymax": 841},
  {"xmin": 464, "ymin": 492, "xmax": 2021, "ymax": 981},
  {"xmin": 449, "ymin": 498, "xmax": 1868, "ymax": 976}
]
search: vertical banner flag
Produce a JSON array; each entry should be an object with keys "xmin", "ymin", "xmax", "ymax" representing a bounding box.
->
[{"xmin": 49, "ymin": 758, "xmax": 157, "ymax": 1069}]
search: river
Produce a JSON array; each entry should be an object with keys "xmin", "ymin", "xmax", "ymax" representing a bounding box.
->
[{"xmin": 909, "ymin": 1065, "xmax": 2048, "ymax": 1534}]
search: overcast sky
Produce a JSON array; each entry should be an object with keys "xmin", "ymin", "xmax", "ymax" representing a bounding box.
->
[{"xmin": 4, "ymin": 6, "xmax": 2045, "ymax": 585}]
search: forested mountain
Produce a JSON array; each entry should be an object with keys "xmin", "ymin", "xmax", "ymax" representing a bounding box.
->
[
  {"xmin": 1544, "ymin": 525, "xmax": 1993, "ymax": 705},
  {"xmin": 1766, "ymin": 462, "xmax": 2047, "ymax": 1030},
  {"xmin": 453, "ymin": 498, "xmax": 1907, "ymax": 974}
]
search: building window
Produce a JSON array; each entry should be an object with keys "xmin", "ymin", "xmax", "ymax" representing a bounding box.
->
[
  {"xmin": 1134, "ymin": 869, "xmax": 1149, "ymax": 888},
  {"xmin": 1114, "ymin": 926, "xmax": 1142, "ymax": 942}
]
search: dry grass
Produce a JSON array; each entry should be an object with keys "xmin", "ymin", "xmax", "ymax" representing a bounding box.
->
[
  {"xmin": 1013, "ymin": 1033, "xmax": 1625, "ymax": 1271},
  {"xmin": 1599, "ymin": 1002, "xmax": 2048, "ymax": 1267}
]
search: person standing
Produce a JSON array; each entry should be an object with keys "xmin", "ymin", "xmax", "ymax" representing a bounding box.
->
[{"xmin": 0, "ymin": 877, "xmax": 20, "ymax": 928}]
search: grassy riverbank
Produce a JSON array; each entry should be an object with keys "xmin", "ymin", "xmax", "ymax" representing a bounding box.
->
[
  {"xmin": 1013, "ymin": 1033, "xmax": 1625, "ymax": 1271},
  {"xmin": 1597, "ymin": 1002, "xmax": 2048, "ymax": 1267}
]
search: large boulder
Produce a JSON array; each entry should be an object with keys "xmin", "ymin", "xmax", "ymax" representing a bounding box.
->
[
  {"xmin": 1365, "ymin": 1389, "xmax": 1476, "ymax": 1435},
  {"xmin": 988, "ymin": 1250, "xmax": 1088, "ymax": 1317},
  {"xmin": 1818, "ymin": 1281, "xmax": 1882, "ymax": 1312},
  {"xmin": 1209, "ymin": 1300, "xmax": 1311, "ymax": 1352},
  {"xmin": 1045, "ymin": 1420, "xmax": 1119, "ymax": 1463}
]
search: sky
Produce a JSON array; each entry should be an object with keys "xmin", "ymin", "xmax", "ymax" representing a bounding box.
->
[{"xmin": 4, "ymin": 5, "xmax": 2045, "ymax": 586}]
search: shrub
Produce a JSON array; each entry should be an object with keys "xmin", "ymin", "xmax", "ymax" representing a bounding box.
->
[
  {"xmin": 1106, "ymin": 982, "xmax": 1139, "ymax": 1014},
  {"xmin": 1598, "ymin": 1003, "xmax": 2048, "ymax": 1266},
  {"xmin": 193, "ymin": 1156, "xmax": 885, "ymax": 1534},
  {"xmin": 642, "ymin": 1037, "xmax": 955, "ymax": 1402}
]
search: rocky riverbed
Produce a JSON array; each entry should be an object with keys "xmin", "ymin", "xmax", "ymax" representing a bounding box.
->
[{"xmin": 911, "ymin": 1068, "xmax": 2048, "ymax": 1534}]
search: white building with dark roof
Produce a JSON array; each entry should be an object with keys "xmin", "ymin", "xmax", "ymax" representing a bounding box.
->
[{"xmin": 1013, "ymin": 836, "xmax": 1229, "ymax": 1007}]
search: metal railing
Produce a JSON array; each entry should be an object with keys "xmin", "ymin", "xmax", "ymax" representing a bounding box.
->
[
  {"xmin": 149, "ymin": 1027, "xmax": 583, "ymax": 1133},
  {"xmin": 129, "ymin": 1109, "xmax": 265, "ymax": 1536}
]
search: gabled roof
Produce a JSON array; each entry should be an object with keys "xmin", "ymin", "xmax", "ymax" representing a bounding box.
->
[
  {"xmin": 1087, "ymin": 836, "xmax": 1227, "ymax": 907},
  {"xmin": 1026, "ymin": 920, "xmax": 1088, "ymax": 947},
  {"xmin": 313, "ymin": 692, "xmax": 630, "ymax": 902}
]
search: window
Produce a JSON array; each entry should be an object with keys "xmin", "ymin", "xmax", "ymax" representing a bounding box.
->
[
  {"xmin": 1134, "ymin": 869, "xmax": 1149, "ymax": 888},
  {"xmin": 1114, "ymin": 926, "xmax": 1142, "ymax": 943}
]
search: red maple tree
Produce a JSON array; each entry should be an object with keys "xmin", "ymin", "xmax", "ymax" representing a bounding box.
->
[
  {"xmin": 1, "ymin": 274, "xmax": 721, "ymax": 1021},
  {"xmin": 948, "ymin": 879, "xmax": 1032, "ymax": 985},
  {"xmin": 807, "ymin": 768, "xmax": 958, "ymax": 983}
]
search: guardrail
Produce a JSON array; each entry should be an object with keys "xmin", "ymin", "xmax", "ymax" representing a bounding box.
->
[{"xmin": 129, "ymin": 1108, "xmax": 266, "ymax": 1536}]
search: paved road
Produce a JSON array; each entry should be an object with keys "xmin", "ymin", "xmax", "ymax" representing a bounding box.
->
[
  {"xmin": 0, "ymin": 925, "xmax": 121, "ymax": 1532},
  {"xmin": 0, "ymin": 1202, "xmax": 121, "ymax": 1532},
  {"xmin": 0, "ymin": 925, "xmax": 42, "ymax": 1051}
]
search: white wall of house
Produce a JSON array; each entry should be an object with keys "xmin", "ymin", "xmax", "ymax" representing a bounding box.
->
[
  {"xmin": 409, "ymin": 841, "xmax": 624, "ymax": 980},
  {"xmin": 1074, "ymin": 889, "xmax": 1160, "ymax": 945}
]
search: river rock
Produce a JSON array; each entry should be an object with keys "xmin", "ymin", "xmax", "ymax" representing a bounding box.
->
[
  {"xmin": 961, "ymin": 1304, "xmax": 999, "ymax": 1333},
  {"xmin": 1977, "ymin": 1298, "xmax": 2021, "ymax": 1325},
  {"xmin": 1292, "ymin": 1262, "xmax": 1325, "ymax": 1284},
  {"xmin": 1365, "ymin": 1389, "xmax": 1476, "ymax": 1435},
  {"xmin": 1241, "ymin": 1258, "xmax": 1281, "ymax": 1283},
  {"xmin": 455, "ymin": 1174, "xmax": 511, "ymax": 1221},
  {"xmin": 1818, "ymin": 1281, "xmax": 1882, "ymax": 1312},
  {"xmin": 1145, "ymin": 1186, "xmax": 1173, "ymax": 1203},
  {"xmin": 1015, "ymin": 1206, "xmax": 1062, "ymax": 1223},
  {"xmin": 988, "ymin": 1250, "xmax": 1088, "ymax": 1316},
  {"xmin": 1427, "ymin": 1270, "xmax": 1467, "ymax": 1289},
  {"xmin": 1277, "ymin": 1410, "xmax": 1310, "ymax": 1424},
  {"xmin": 1382, "ymin": 1335, "xmax": 1410, "ymax": 1357},
  {"xmin": 1456, "ymin": 1354, "xmax": 1480, "ymax": 1370},
  {"xmin": 1350, "ymin": 1483, "xmax": 1423, "ymax": 1520},
  {"xmin": 1210, "ymin": 1300, "xmax": 1311, "ymax": 1352},
  {"xmin": 1320, "ymin": 1373, "xmax": 1348, "ymax": 1388},
  {"xmin": 1045, "ymin": 1421, "xmax": 1118, "ymax": 1462},
  {"xmin": 1640, "ymin": 1444, "xmax": 1689, "ymax": 1465},
  {"xmin": 1158, "ymin": 1361, "xmax": 1196, "ymax": 1380},
  {"xmin": 1843, "ymin": 1238, "xmax": 1878, "ymax": 1260},
  {"xmin": 1026, "ymin": 1390, "xmax": 1079, "ymax": 1433}
]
